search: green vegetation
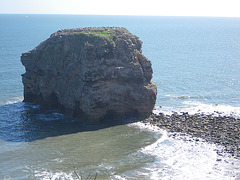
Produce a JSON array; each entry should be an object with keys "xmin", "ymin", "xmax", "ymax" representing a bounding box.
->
[{"xmin": 67, "ymin": 28, "xmax": 136, "ymax": 41}]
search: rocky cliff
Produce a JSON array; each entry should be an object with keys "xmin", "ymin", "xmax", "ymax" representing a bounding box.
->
[{"xmin": 21, "ymin": 27, "xmax": 157, "ymax": 123}]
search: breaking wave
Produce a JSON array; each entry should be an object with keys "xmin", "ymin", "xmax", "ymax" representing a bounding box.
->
[
  {"xmin": 154, "ymin": 101, "xmax": 240, "ymax": 118},
  {"xmin": 132, "ymin": 123, "xmax": 240, "ymax": 180}
]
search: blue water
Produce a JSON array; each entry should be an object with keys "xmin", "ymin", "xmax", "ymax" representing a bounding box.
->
[
  {"xmin": 1, "ymin": 15, "xmax": 240, "ymax": 179},
  {"xmin": 1, "ymin": 15, "xmax": 240, "ymax": 108}
]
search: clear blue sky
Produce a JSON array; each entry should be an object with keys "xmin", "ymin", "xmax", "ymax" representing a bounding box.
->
[{"xmin": 1, "ymin": 0, "xmax": 240, "ymax": 17}]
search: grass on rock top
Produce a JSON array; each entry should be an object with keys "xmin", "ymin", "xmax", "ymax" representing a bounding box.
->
[{"xmin": 68, "ymin": 28, "xmax": 136, "ymax": 41}]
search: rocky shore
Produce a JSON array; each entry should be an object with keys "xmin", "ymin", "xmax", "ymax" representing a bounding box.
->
[{"xmin": 142, "ymin": 112, "xmax": 240, "ymax": 158}]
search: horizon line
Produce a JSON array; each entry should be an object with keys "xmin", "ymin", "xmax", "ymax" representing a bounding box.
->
[{"xmin": 0, "ymin": 13, "xmax": 240, "ymax": 18}]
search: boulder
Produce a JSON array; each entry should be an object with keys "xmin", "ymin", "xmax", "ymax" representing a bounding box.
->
[{"xmin": 21, "ymin": 27, "xmax": 157, "ymax": 123}]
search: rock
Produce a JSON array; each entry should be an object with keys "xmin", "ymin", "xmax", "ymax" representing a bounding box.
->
[{"xmin": 21, "ymin": 27, "xmax": 157, "ymax": 123}]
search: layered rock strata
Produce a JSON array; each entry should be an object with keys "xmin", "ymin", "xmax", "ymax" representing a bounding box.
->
[{"xmin": 21, "ymin": 27, "xmax": 157, "ymax": 123}]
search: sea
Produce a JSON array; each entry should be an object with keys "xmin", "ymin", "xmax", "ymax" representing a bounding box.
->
[{"xmin": 0, "ymin": 14, "xmax": 240, "ymax": 179}]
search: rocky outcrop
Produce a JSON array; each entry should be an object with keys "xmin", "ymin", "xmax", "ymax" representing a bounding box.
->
[{"xmin": 21, "ymin": 27, "xmax": 157, "ymax": 123}]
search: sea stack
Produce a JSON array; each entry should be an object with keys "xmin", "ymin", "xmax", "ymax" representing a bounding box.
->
[{"xmin": 21, "ymin": 27, "xmax": 157, "ymax": 123}]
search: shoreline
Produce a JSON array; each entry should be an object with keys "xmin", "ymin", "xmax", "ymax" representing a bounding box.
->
[{"xmin": 142, "ymin": 112, "xmax": 240, "ymax": 158}]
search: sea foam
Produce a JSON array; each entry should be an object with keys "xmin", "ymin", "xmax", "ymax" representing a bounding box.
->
[
  {"xmin": 140, "ymin": 130, "xmax": 240, "ymax": 179},
  {"xmin": 154, "ymin": 101, "xmax": 240, "ymax": 118}
]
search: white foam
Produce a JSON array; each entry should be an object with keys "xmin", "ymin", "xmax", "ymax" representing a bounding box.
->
[
  {"xmin": 140, "ymin": 132, "xmax": 240, "ymax": 180},
  {"xmin": 154, "ymin": 101, "xmax": 240, "ymax": 118},
  {"xmin": 0, "ymin": 96, "xmax": 23, "ymax": 105},
  {"xmin": 129, "ymin": 122, "xmax": 240, "ymax": 179},
  {"xmin": 128, "ymin": 121, "xmax": 164, "ymax": 133},
  {"xmin": 113, "ymin": 175, "xmax": 127, "ymax": 180},
  {"xmin": 34, "ymin": 170, "xmax": 74, "ymax": 180}
]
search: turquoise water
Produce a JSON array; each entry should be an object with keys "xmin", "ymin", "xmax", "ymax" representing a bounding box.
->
[{"xmin": 0, "ymin": 15, "xmax": 240, "ymax": 179}]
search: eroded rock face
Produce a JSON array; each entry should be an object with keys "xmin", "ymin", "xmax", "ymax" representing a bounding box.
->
[{"xmin": 21, "ymin": 27, "xmax": 157, "ymax": 123}]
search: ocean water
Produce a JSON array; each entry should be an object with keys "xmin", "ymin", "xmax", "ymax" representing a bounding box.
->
[{"xmin": 0, "ymin": 14, "xmax": 240, "ymax": 179}]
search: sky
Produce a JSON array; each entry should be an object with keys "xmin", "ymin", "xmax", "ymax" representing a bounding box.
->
[{"xmin": 0, "ymin": 0, "xmax": 240, "ymax": 17}]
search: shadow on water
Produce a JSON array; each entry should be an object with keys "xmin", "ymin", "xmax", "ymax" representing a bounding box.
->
[{"xmin": 0, "ymin": 102, "xmax": 133, "ymax": 142}]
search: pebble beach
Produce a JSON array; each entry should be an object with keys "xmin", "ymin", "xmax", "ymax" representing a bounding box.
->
[{"xmin": 143, "ymin": 112, "xmax": 240, "ymax": 158}]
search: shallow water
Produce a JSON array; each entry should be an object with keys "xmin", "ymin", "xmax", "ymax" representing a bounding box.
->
[
  {"xmin": 1, "ymin": 103, "xmax": 240, "ymax": 179},
  {"xmin": 0, "ymin": 103, "xmax": 159, "ymax": 179},
  {"xmin": 1, "ymin": 15, "xmax": 240, "ymax": 179}
]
